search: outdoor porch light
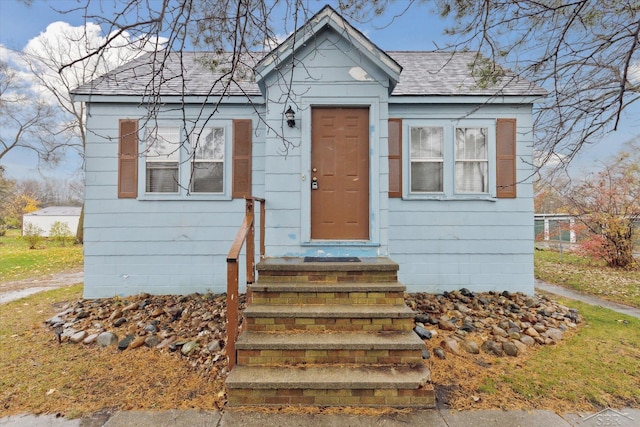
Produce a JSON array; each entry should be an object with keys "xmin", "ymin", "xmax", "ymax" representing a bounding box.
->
[{"xmin": 285, "ymin": 106, "xmax": 296, "ymax": 128}]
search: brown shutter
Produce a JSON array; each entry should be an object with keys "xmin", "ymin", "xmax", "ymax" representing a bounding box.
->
[
  {"xmin": 388, "ymin": 118, "xmax": 402, "ymax": 198},
  {"xmin": 118, "ymin": 119, "xmax": 138, "ymax": 198},
  {"xmin": 232, "ymin": 119, "xmax": 252, "ymax": 198},
  {"xmin": 496, "ymin": 118, "xmax": 517, "ymax": 198}
]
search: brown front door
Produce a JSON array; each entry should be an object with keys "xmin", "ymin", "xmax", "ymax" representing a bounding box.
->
[{"xmin": 311, "ymin": 107, "xmax": 369, "ymax": 240}]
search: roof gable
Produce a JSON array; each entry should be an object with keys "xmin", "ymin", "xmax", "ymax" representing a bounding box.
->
[{"xmin": 254, "ymin": 5, "xmax": 402, "ymax": 93}]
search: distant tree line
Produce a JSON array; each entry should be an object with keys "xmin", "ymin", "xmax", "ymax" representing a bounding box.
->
[{"xmin": 0, "ymin": 166, "xmax": 83, "ymax": 231}]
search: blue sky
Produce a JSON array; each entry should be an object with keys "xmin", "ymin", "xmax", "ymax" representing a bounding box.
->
[{"xmin": 0, "ymin": 0, "xmax": 637, "ymax": 180}]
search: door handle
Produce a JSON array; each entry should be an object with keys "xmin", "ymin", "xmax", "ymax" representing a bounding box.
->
[{"xmin": 311, "ymin": 176, "xmax": 318, "ymax": 190}]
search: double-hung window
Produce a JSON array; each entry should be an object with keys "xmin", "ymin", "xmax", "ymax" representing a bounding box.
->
[
  {"xmin": 191, "ymin": 127, "xmax": 224, "ymax": 193},
  {"xmin": 391, "ymin": 118, "xmax": 515, "ymax": 200},
  {"xmin": 455, "ymin": 127, "xmax": 488, "ymax": 193},
  {"xmin": 118, "ymin": 118, "xmax": 252, "ymax": 200},
  {"xmin": 410, "ymin": 126, "xmax": 444, "ymax": 192},
  {"xmin": 145, "ymin": 128, "xmax": 180, "ymax": 193},
  {"xmin": 402, "ymin": 121, "xmax": 496, "ymax": 198}
]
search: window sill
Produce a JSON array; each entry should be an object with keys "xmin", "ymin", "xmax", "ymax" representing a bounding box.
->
[
  {"xmin": 302, "ymin": 241, "xmax": 381, "ymax": 247},
  {"xmin": 403, "ymin": 194, "xmax": 497, "ymax": 202},
  {"xmin": 138, "ymin": 193, "xmax": 232, "ymax": 201}
]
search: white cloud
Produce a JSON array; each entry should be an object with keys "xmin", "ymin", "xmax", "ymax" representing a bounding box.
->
[
  {"xmin": 629, "ymin": 62, "xmax": 640, "ymax": 84},
  {"xmin": 15, "ymin": 21, "xmax": 165, "ymax": 106},
  {"xmin": 534, "ymin": 150, "xmax": 569, "ymax": 168},
  {"xmin": 1, "ymin": 21, "xmax": 166, "ymax": 175},
  {"xmin": 263, "ymin": 32, "xmax": 291, "ymax": 50}
]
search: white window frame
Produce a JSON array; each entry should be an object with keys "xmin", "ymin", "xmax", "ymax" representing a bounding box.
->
[
  {"xmin": 138, "ymin": 122, "xmax": 232, "ymax": 200},
  {"xmin": 144, "ymin": 127, "xmax": 181, "ymax": 194},
  {"xmin": 403, "ymin": 120, "xmax": 496, "ymax": 200},
  {"xmin": 409, "ymin": 126, "xmax": 445, "ymax": 193},
  {"xmin": 190, "ymin": 127, "xmax": 225, "ymax": 194},
  {"xmin": 454, "ymin": 126, "xmax": 489, "ymax": 194}
]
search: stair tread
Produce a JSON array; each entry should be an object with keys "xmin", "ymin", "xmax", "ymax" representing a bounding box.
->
[
  {"xmin": 236, "ymin": 331, "xmax": 425, "ymax": 350},
  {"xmin": 226, "ymin": 365, "xmax": 431, "ymax": 389},
  {"xmin": 244, "ymin": 304, "xmax": 416, "ymax": 318},
  {"xmin": 249, "ymin": 282, "xmax": 405, "ymax": 293},
  {"xmin": 257, "ymin": 257, "xmax": 399, "ymax": 272}
]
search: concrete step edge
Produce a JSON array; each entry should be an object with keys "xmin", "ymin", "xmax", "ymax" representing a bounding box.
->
[
  {"xmin": 256, "ymin": 257, "xmax": 399, "ymax": 273},
  {"xmin": 236, "ymin": 331, "xmax": 426, "ymax": 350},
  {"xmin": 226, "ymin": 365, "xmax": 431, "ymax": 390},
  {"xmin": 249, "ymin": 282, "xmax": 406, "ymax": 293},
  {"xmin": 243, "ymin": 304, "xmax": 416, "ymax": 318}
]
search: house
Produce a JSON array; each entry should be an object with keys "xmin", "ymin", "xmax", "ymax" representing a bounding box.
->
[
  {"xmin": 22, "ymin": 206, "xmax": 81, "ymax": 237},
  {"xmin": 73, "ymin": 5, "xmax": 545, "ymax": 299}
]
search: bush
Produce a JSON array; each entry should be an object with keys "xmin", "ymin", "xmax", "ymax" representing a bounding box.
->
[
  {"xmin": 49, "ymin": 221, "xmax": 74, "ymax": 246},
  {"xmin": 23, "ymin": 223, "xmax": 44, "ymax": 249},
  {"xmin": 577, "ymin": 217, "xmax": 638, "ymax": 269}
]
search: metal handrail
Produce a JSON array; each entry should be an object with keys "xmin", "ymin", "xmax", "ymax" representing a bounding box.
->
[{"xmin": 226, "ymin": 196, "xmax": 265, "ymax": 369}]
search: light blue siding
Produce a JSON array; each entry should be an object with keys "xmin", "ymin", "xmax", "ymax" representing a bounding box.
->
[
  {"xmin": 82, "ymin": 26, "xmax": 536, "ymax": 297},
  {"xmin": 83, "ymin": 102, "xmax": 264, "ymax": 297},
  {"xmin": 387, "ymin": 103, "xmax": 534, "ymax": 294}
]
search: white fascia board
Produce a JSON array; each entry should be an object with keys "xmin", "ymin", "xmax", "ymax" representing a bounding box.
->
[
  {"xmin": 72, "ymin": 94, "xmax": 265, "ymax": 105},
  {"xmin": 389, "ymin": 95, "xmax": 544, "ymax": 104}
]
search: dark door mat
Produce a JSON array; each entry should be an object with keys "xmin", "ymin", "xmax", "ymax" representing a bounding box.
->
[{"xmin": 303, "ymin": 257, "xmax": 361, "ymax": 263}]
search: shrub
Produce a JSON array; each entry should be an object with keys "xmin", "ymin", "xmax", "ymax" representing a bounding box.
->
[
  {"xmin": 577, "ymin": 217, "xmax": 638, "ymax": 269},
  {"xmin": 23, "ymin": 223, "xmax": 44, "ymax": 249},
  {"xmin": 49, "ymin": 221, "xmax": 74, "ymax": 246}
]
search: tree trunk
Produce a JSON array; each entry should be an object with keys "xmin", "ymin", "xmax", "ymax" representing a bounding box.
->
[{"xmin": 76, "ymin": 203, "xmax": 84, "ymax": 244}]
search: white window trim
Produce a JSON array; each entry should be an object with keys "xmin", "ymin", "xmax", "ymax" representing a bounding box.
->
[
  {"xmin": 137, "ymin": 122, "xmax": 233, "ymax": 201},
  {"xmin": 403, "ymin": 119, "xmax": 497, "ymax": 201}
]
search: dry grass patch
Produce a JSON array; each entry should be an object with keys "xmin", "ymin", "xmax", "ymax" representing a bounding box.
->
[{"xmin": 0, "ymin": 285, "xmax": 224, "ymax": 418}]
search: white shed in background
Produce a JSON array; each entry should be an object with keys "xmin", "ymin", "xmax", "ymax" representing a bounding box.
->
[{"xmin": 22, "ymin": 206, "xmax": 82, "ymax": 237}]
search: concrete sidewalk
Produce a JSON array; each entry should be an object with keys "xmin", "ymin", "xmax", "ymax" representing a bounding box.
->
[
  {"xmin": 1, "ymin": 408, "xmax": 639, "ymax": 427},
  {"xmin": 0, "ymin": 270, "xmax": 83, "ymax": 305},
  {"xmin": 535, "ymin": 279, "xmax": 640, "ymax": 319}
]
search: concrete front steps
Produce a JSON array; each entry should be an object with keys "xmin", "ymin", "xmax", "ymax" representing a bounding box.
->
[{"xmin": 225, "ymin": 257, "xmax": 435, "ymax": 407}]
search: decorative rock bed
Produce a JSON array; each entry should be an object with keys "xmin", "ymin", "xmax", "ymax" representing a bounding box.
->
[
  {"xmin": 405, "ymin": 289, "xmax": 580, "ymax": 359},
  {"xmin": 45, "ymin": 289, "xmax": 580, "ymax": 376},
  {"xmin": 45, "ymin": 293, "xmax": 243, "ymax": 379}
]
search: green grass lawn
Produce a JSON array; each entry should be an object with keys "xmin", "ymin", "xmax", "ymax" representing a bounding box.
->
[
  {"xmin": 495, "ymin": 298, "xmax": 640, "ymax": 409},
  {"xmin": 0, "ymin": 285, "xmax": 224, "ymax": 417},
  {"xmin": 0, "ymin": 229, "xmax": 83, "ymax": 282},
  {"xmin": 535, "ymin": 249, "xmax": 640, "ymax": 309}
]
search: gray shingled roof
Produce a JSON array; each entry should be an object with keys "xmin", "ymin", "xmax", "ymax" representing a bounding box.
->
[
  {"xmin": 73, "ymin": 50, "xmax": 545, "ymax": 98},
  {"xmin": 73, "ymin": 51, "xmax": 263, "ymax": 97},
  {"xmin": 390, "ymin": 51, "xmax": 545, "ymax": 96}
]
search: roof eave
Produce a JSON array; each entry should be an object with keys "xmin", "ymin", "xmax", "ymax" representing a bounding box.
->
[
  {"xmin": 389, "ymin": 94, "xmax": 546, "ymax": 104},
  {"xmin": 72, "ymin": 93, "xmax": 266, "ymax": 104}
]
